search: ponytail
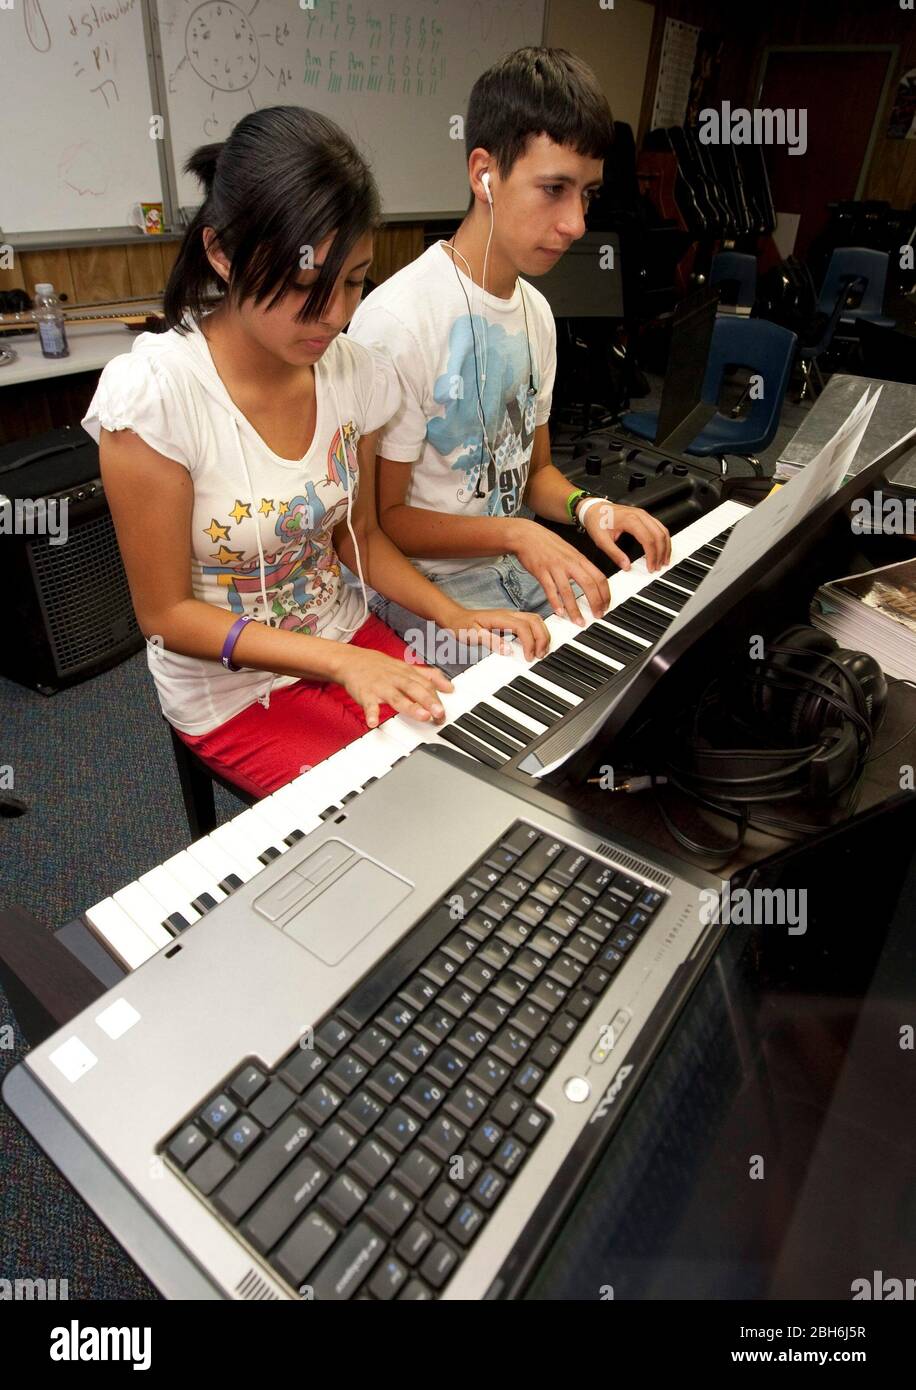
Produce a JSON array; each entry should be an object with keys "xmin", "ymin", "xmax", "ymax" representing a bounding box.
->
[{"xmin": 162, "ymin": 144, "xmax": 228, "ymax": 330}]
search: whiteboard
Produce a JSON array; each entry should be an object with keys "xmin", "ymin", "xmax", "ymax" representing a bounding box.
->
[
  {"xmin": 0, "ymin": 0, "xmax": 164, "ymax": 234},
  {"xmin": 156, "ymin": 0, "xmax": 546, "ymax": 216}
]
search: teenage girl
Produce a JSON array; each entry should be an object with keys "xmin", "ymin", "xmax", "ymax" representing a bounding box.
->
[{"xmin": 83, "ymin": 107, "xmax": 547, "ymax": 797}]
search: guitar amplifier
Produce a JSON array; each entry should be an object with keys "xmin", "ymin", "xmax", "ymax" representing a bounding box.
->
[{"xmin": 0, "ymin": 425, "xmax": 142, "ymax": 694}]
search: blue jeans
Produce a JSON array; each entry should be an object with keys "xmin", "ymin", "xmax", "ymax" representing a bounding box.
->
[{"xmin": 368, "ymin": 556, "xmax": 553, "ymax": 678}]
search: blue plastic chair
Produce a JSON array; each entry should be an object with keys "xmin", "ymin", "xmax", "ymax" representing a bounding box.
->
[
  {"xmin": 816, "ymin": 248, "xmax": 895, "ymax": 329},
  {"xmin": 620, "ymin": 317, "xmax": 798, "ymax": 475},
  {"xmin": 710, "ymin": 251, "xmax": 757, "ymax": 310}
]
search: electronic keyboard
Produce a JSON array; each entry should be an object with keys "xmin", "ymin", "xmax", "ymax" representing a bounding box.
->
[{"xmin": 63, "ymin": 500, "xmax": 751, "ymax": 978}]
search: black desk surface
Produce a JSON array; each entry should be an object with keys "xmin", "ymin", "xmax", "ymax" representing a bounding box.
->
[{"xmin": 524, "ymin": 679, "xmax": 916, "ymax": 1301}]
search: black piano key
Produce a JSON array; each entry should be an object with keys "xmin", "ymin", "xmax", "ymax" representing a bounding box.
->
[
  {"xmin": 549, "ymin": 646, "xmax": 607, "ymax": 683},
  {"xmin": 573, "ymin": 630, "xmax": 629, "ymax": 665},
  {"xmin": 606, "ymin": 607, "xmax": 663, "ymax": 643},
  {"xmin": 693, "ymin": 545, "xmax": 721, "ymax": 565},
  {"xmin": 510, "ymin": 677, "xmax": 573, "ymax": 715},
  {"xmin": 531, "ymin": 659, "xmax": 594, "ymax": 699},
  {"xmin": 552, "ymin": 642, "xmax": 614, "ymax": 684},
  {"xmin": 541, "ymin": 645, "xmax": 601, "ymax": 687},
  {"xmin": 589, "ymin": 623, "xmax": 645, "ymax": 658},
  {"xmin": 674, "ymin": 558, "xmax": 709, "ymax": 584},
  {"xmin": 496, "ymin": 686, "xmax": 561, "ymax": 726},
  {"xmin": 319, "ymin": 805, "xmax": 341, "ymax": 821},
  {"xmin": 341, "ymin": 790, "xmax": 360, "ymax": 804},
  {"xmin": 472, "ymin": 703, "xmax": 531, "ymax": 745},
  {"xmin": 259, "ymin": 846, "xmax": 283, "ymax": 864},
  {"xmin": 624, "ymin": 597, "xmax": 672, "ymax": 633},
  {"xmin": 641, "ymin": 580, "xmax": 689, "ymax": 612},
  {"xmin": 437, "ymin": 726, "xmax": 506, "ymax": 769},
  {"xmin": 163, "ymin": 912, "xmax": 191, "ymax": 935},
  {"xmin": 192, "ymin": 892, "xmax": 220, "ymax": 914},
  {"xmin": 663, "ymin": 565, "xmax": 699, "ymax": 591},
  {"xmin": 455, "ymin": 714, "xmax": 520, "ymax": 759},
  {"xmin": 219, "ymin": 873, "xmax": 244, "ymax": 895}
]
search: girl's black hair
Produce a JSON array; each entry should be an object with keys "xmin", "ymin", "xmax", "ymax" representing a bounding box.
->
[
  {"xmin": 465, "ymin": 48, "xmax": 614, "ymax": 179},
  {"xmin": 163, "ymin": 106, "xmax": 380, "ymax": 331}
]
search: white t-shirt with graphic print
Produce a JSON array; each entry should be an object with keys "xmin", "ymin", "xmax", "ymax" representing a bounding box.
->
[
  {"xmin": 81, "ymin": 319, "xmax": 400, "ymax": 736},
  {"xmin": 348, "ymin": 241, "xmax": 557, "ymax": 578}
]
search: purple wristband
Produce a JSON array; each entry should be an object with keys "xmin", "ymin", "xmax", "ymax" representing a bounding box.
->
[{"xmin": 220, "ymin": 615, "xmax": 255, "ymax": 672}]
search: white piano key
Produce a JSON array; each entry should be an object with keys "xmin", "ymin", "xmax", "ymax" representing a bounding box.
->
[
  {"xmin": 111, "ymin": 883, "xmax": 174, "ymax": 950},
  {"xmin": 137, "ymin": 865, "xmax": 201, "ymax": 928},
  {"xmin": 244, "ymin": 798, "xmax": 299, "ymax": 845},
  {"xmin": 185, "ymin": 835, "xmax": 255, "ymax": 887},
  {"xmin": 161, "ymin": 851, "xmax": 228, "ymax": 907},
  {"xmin": 83, "ymin": 899, "xmax": 158, "ymax": 970},
  {"xmin": 267, "ymin": 734, "xmax": 402, "ymax": 831},
  {"xmin": 209, "ymin": 811, "xmax": 280, "ymax": 877}
]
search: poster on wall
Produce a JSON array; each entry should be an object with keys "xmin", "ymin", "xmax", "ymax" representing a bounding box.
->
[
  {"xmin": 651, "ymin": 18, "xmax": 699, "ymax": 128},
  {"xmin": 651, "ymin": 17, "xmax": 724, "ymax": 130},
  {"xmin": 887, "ymin": 68, "xmax": 916, "ymax": 139}
]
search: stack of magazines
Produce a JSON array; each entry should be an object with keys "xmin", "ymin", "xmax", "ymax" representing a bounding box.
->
[{"xmin": 811, "ymin": 558, "xmax": 916, "ymax": 682}]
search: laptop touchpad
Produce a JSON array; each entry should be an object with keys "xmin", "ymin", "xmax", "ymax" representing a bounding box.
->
[{"xmin": 283, "ymin": 858, "xmax": 413, "ymax": 966}]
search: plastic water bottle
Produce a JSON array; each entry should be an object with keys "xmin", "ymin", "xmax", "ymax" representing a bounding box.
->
[{"xmin": 33, "ymin": 283, "xmax": 69, "ymax": 359}]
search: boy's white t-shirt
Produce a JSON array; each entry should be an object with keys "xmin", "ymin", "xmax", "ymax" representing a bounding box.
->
[
  {"xmin": 81, "ymin": 319, "xmax": 400, "ymax": 736},
  {"xmin": 348, "ymin": 241, "xmax": 557, "ymax": 578}
]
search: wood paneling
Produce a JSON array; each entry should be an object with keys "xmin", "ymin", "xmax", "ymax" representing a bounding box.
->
[
  {"xmin": 69, "ymin": 247, "xmax": 132, "ymax": 305},
  {"xmin": 369, "ymin": 225, "xmax": 424, "ymax": 285},
  {"xmin": 126, "ymin": 242, "xmax": 166, "ymax": 298},
  {"xmin": 17, "ymin": 250, "xmax": 75, "ymax": 304}
]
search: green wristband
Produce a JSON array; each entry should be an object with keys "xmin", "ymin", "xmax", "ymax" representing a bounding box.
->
[{"xmin": 565, "ymin": 488, "xmax": 587, "ymax": 523}]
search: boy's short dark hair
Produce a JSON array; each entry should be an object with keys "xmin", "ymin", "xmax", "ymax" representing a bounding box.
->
[{"xmin": 465, "ymin": 47, "xmax": 614, "ymax": 179}]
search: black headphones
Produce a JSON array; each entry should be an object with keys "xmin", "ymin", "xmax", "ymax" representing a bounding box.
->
[{"xmin": 670, "ymin": 625, "xmax": 887, "ymax": 804}]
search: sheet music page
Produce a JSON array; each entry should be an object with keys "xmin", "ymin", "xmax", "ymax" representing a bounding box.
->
[
  {"xmin": 658, "ymin": 386, "xmax": 882, "ymax": 639},
  {"xmin": 529, "ymin": 388, "xmax": 897, "ymax": 778}
]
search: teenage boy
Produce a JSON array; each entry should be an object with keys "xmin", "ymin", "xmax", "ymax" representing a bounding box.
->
[{"xmin": 349, "ymin": 47, "xmax": 671, "ymax": 673}]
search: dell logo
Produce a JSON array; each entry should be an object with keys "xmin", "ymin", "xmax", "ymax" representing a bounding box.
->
[{"xmin": 590, "ymin": 1064, "xmax": 634, "ymax": 1122}]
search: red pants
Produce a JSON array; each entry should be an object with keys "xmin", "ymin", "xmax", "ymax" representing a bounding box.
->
[{"xmin": 176, "ymin": 615, "xmax": 410, "ymax": 798}]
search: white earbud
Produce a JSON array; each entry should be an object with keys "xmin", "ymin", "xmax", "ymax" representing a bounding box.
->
[{"xmin": 482, "ymin": 171, "xmax": 493, "ymax": 205}]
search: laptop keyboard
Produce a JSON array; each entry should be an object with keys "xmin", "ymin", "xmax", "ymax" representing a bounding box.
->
[{"xmin": 160, "ymin": 821, "xmax": 667, "ymax": 1299}]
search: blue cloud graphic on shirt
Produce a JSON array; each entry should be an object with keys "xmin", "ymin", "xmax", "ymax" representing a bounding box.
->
[{"xmin": 428, "ymin": 314, "xmax": 537, "ymax": 513}]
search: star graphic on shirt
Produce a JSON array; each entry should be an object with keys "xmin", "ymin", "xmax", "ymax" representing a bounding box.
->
[
  {"xmin": 211, "ymin": 544, "xmax": 245, "ymax": 565},
  {"xmin": 229, "ymin": 500, "xmax": 252, "ymax": 524},
  {"xmin": 277, "ymin": 500, "xmax": 290, "ymax": 516},
  {"xmin": 204, "ymin": 518, "xmax": 230, "ymax": 543},
  {"xmin": 258, "ymin": 498, "xmax": 275, "ymax": 517}
]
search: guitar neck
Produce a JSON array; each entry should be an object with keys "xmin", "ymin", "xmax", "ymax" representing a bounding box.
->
[{"xmin": 0, "ymin": 301, "xmax": 165, "ymax": 332}]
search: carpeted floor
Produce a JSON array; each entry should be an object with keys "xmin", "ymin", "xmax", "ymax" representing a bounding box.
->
[{"xmin": 0, "ymin": 653, "xmax": 246, "ymax": 1298}]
